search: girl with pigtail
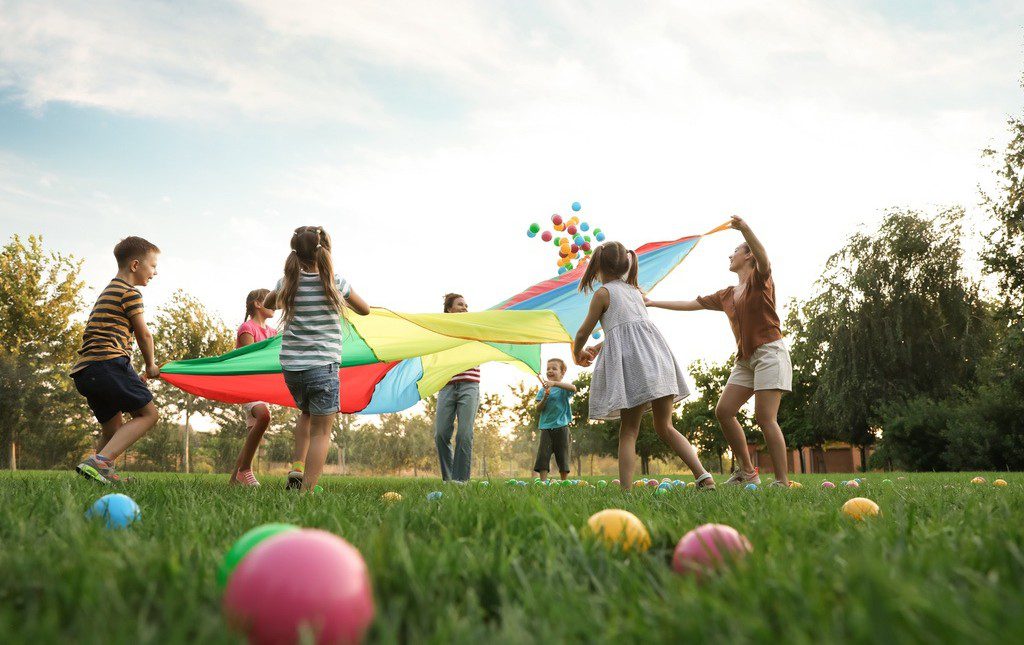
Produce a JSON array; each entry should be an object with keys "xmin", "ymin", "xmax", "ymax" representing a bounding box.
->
[
  {"xmin": 228, "ymin": 288, "xmax": 286, "ymax": 486},
  {"xmin": 573, "ymin": 241, "xmax": 716, "ymax": 490},
  {"xmin": 264, "ymin": 226, "xmax": 372, "ymax": 492}
]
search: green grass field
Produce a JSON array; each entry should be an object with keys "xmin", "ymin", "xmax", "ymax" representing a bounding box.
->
[{"xmin": 1, "ymin": 471, "xmax": 1022, "ymax": 644}]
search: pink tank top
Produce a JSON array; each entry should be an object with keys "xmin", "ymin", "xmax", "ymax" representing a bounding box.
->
[{"xmin": 237, "ymin": 319, "xmax": 277, "ymax": 346}]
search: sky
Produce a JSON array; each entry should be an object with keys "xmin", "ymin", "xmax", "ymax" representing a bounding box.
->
[{"xmin": 2, "ymin": 0, "xmax": 1023, "ymax": 408}]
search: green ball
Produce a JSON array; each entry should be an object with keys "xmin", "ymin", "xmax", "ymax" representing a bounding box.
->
[
  {"xmin": 529, "ymin": 223, "xmax": 540, "ymax": 234},
  {"xmin": 217, "ymin": 523, "xmax": 299, "ymax": 588},
  {"xmin": 597, "ymin": 480, "xmax": 608, "ymax": 488}
]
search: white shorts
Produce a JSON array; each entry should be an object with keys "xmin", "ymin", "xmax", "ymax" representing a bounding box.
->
[
  {"xmin": 242, "ymin": 401, "xmax": 270, "ymax": 430},
  {"xmin": 727, "ymin": 340, "xmax": 792, "ymax": 392}
]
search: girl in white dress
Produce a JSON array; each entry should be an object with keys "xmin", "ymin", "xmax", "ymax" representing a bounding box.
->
[{"xmin": 573, "ymin": 241, "xmax": 716, "ymax": 491}]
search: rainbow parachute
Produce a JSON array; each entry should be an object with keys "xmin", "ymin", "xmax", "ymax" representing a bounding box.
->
[{"xmin": 160, "ymin": 225, "xmax": 727, "ymax": 413}]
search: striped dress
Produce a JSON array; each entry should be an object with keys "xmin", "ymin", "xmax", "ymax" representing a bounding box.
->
[
  {"xmin": 70, "ymin": 278, "xmax": 144, "ymax": 374},
  {"xmin": 276, "ymin": 272, "xmax": 350, "ymax": 371}
]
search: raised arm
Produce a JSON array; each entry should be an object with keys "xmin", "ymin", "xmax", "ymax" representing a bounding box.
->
[
  {"xmin": 573, "ymin": 288, "xmax": 609, "ymax": 365},
  {"xmin": 344, "ymin": 288, "xmax": 371, "ymax": 316},
  {"xmin": 644, "ymin": 297, "xmax": 705, "ymax": 312},
  {"xmin": 731, "ymin": 215, "xmax": 770, "ymax": 275}
]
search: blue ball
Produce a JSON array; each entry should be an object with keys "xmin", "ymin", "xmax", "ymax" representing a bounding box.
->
[
  {"xmin": 595, "ymin": 233, "xmax": 606, "ymax": 242},
  {"xmin": 580, "ymin": 222, "xmax": 590, "ymax": 232},
  {"xmin": 557, "ymin": 267, "xmax": 567, "ymax": 275},
  {"xmin": 672, "ymin": 479, "xmax": 684, "ymax": 488},
  {"xmin": 571, "ymin": 201, "xmax": 581, "ymax": 211},
  {"xmin": 427, "ymin": 491, "xmax": 443, "ymax": 501},
  {"xmin": 85, "ymin": 493, "xmax": 140, "ymax": 529},
  {"xmin": 657, "ymin": 482, "xmax": 672, "ymax": 491},
  {"xmin": 527, "ymin": 229, "xmax": 537, "ymax": 238},
  {"xmin": 745, "ymin": 483, "xmax": 759, "ymax": 491},
  {"xmin": 591, "ymin": 331, "xmax": 602, "ymax": 340}
]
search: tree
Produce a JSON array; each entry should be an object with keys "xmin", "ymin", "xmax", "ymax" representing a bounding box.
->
[
  {"xmin": 0, "ymin": 234, "xmax": 91, "ymax": 469},
  {"xmin": 981, "ymin": 111, "xmax": 1024, "ymax": 323},
  {"xmin": 150, "ymin": 290, "xmax": 234, "ymax": 472},
  {"xmin": 797, "ymin": 209, "xmax": 992, "ymax": 456}
]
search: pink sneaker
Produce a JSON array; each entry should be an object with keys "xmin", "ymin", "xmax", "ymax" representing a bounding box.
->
[{"xmin": 234, "ymin": 469, "xmax": 260, "ymax": 487}]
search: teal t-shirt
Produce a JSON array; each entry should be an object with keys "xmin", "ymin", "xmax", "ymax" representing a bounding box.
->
[{"xmin": 536, "ymin": 385, "xmax": 573, "ymax": 430}]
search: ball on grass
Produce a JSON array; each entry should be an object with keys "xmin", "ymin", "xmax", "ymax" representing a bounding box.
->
[
  {"xmin": 646, "ymin": 479, "xmax": 659, "ymax": 488},
  {"xmin": 85, "ymin": 493, "xmax": 140, "ymax": 530},
  {"xmin": 842, "ymin": 497, "xmax": 880, "ymax": 521},
  {"xmin": 586, "ymin": 509, "xmax": 651, "ymax": 553},
  {"xmin": 381, "ymin": 491, "xmax": 402, "ymax": 502},
  {"xmin": 597, "ymin": 480, "xmax": 608, "ymax": 488},
  {"xmin": 672, "ymin": 524, "xmax": 753, "ymax": 577},
  {"xmin": 845, "ymin": 480, "xmax": 860, "ymax": 488},
  {"xmin": 427, "ymin": 491, "xmax": 443, "ymax": 501},
  {"xmin": 744, "ymin": 483, "xmax": 758, "ymax": 491},
  {"xmin": 223, "ymin": 529, "xmax": 374, "ymax": 645},
  {"xmin": 217, "ymin": 523, "xmax": 299, "ymax": 589},
  {"xmin": 994, "ymin": 479, "xmax": 1008, "ymax": 487},
  {"xmin": 822, "ymin": 481, "xmax": 836, "ymax": 489},
  {"xmin": 971, "ymin": 477, "xmax": 987, "ymax": 485}
]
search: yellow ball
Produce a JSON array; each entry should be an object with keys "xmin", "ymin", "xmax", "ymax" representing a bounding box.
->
[
  {"xmin": 842, "ymin": 497, "xmax": 880, "ymax": 521},
  {"xmin": 789, "ymin": 481, "xmax": 803, "ymax": 488},
  {"xmin": 686, "ymin": 482, "xmax": 696, "ymax": 488},
  {"xmin": 971, "ymin": 477, "xmax": 987, "ymax": 485},
  {"xmin": 994, "ymin": 479, "xmax": 1008, "ymax": 487},
  {"xmin": 586, "ymin": 509, "xmax": 651, "ymax": 553},
  {"xmin": 381, "ymin": 491, "xmax": 403, "ymax": 502}
]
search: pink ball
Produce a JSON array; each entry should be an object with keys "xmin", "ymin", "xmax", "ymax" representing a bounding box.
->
[
  {"xmin": 822, "ymin": 481, "xmax": 836, "ymax": 489},
  {"xmin": 672, "ymin": 524, "xmax": 752, "ymax": 577},
  {"xmin": 224, "ymin": 529, "xmax": 374, "ymax": 645},
  {"xmin": 646, "ymin": 479, "xmax": 659, "ymax": 487},
  {"xmin": 541, "ymin": 231, "xmax": 552, "ymax": 242},
  {"xmin": 567, "ymin": 225, "xmax": 578, "ymax": 235},
  {"xmin": 612, "ymin": 479, "xmax": 620, "ymax": 485},
  {"xmin": 846, "ymin": 480, "xmax": 860, "ymax": 488}
]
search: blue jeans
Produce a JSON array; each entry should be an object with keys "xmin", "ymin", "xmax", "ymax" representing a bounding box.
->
[
  {"xmin": 434, "ymin": 381, "xmax": 480, "ymax": 481},
  {"xmin": 283, "ymin": 363, "xmax": 340, "ymax": 416}
]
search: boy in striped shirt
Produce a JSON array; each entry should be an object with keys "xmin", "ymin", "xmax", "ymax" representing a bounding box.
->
[{"xmin": 72, "ymin": 236, "xmax": 162, "ymax": 484}]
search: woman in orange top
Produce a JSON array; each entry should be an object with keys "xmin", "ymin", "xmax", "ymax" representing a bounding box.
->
[{"xmin": 645, "ymin": 216, "xmax": 793, "ymax": 487}]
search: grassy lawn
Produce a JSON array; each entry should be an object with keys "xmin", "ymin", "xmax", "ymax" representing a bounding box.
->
[{"xmin": 1, "ymin": 471, "xmax": 1022, "ymax": 644}]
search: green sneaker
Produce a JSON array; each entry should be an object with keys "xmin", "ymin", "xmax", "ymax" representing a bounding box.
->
[{"xmin": 76, "ymin": 456, "xmax": 122, "ymax": 485}]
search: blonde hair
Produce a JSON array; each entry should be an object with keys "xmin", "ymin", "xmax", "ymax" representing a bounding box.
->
[
  {"xmin": 277, "ymin": 226, "xmax": 345, "ymax": 328},
  {"xmin": 578, "ymin": 241, "xmax": 639, "ymax": 294}
]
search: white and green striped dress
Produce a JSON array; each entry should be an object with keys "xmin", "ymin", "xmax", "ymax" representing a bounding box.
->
[{"xmin": 276, "ymin": 272, "xmax": 351, "ymax": 372}]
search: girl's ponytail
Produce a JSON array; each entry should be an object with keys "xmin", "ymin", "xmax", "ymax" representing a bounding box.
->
[
  {"xmin": 578, "ymin": 246, "xmax": 604, "ymax": 293},
  {"xmin": 625, "ymin": 250, "xmax": 639, "ymax": 289}
]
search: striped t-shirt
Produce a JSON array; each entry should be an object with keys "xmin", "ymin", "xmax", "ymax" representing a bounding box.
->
[
  {"xmin": 277, "ymin": 272, "xmax": 350, "ymax": 371},
  {"xmin": 448, "ymin": 367, "xmax": 481, "ymax": 384},
  {"xmin": 70, "ymin": 278, "xmax": 144, "ymax": 374}
]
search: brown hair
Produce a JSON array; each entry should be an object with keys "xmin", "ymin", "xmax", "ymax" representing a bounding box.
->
[
  {"xmin": 547, "ymin": 358, "xmax": 567, "ymax": 374},
  {"xmin": 277, "ymin": 226, "xmax": 345, "ymax": 329},
  {"xmin": 113, "ymin": 236, "xmax": 160, "ymax": 268},
  {"xmin": 578, "ymin": 241, "xmax": 638, "ymax": 294},
  {"xmin": 244, "ymin": 288, "xmax": 271, "ymax": 322},
  {"xmin": 443, "ymin": 293, "xmax": 465, "ymax": 313}
]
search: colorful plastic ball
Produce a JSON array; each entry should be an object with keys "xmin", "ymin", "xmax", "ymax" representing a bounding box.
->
[
  {"xmin": 994, "ymin": 479, "xmax": 1008, "ymax": 487},
  {"xmin": 842, "ymin": 497, "xmax": 881, "ymax": 521},
  {"xmin": 217, "ymin": 523, "xmax": 300, "ymax": 589},
  {"xmin": 427, "ymin": 491, "xmax": 443, "ymax": 500},
  {"xmin": 557, "ymin": 267, "xmax": 567, "ymax": 275},
  {"xmin": 555, "ymin": 223, "xmax": 565, "ymax": 232},
  {"xmin": 479, "ymin": 480, "xmax": 490, "ymax": 487},
  {"xmin": 586, "ymin": 509, "xmax": 651, "ymax": 553},
  {"xmin": 840, "ymin": 481, "xmax": 849, "ymax": 486},
  {"xmin": 593, "ymin": 228, "xmax": 602, "ymax": 235},
  {"xmin": 597, "ymin": 480, "xmax": 608, "ymax": 488},
  {"xmin": 672, "ymin": 524, "xmax": 752, "ymax": 577},
  {"xmin": 744, "ymin": 483, "xmax": 758, "ymax": 491},
  {"xmin": 584, "ymin": 235, "xmax": 592, "ymax": 242},
  {"xmin": 592, "ymin": 331, "xmax": 601, "ymax": 340},
  {"xmin": 580, "ymin": 222, "xmax": 590, "ymax": 231},
  {"xmin": 882, "ymin": 479, "xmax": 893, "ymax": 485},
  {"xmin": 312, "ymin": 485, "xmax": 324, "ymax": 493},
  {"xmin": 516, "ymin": 480, "xmax": 528, "ymax": 487},
  {"xmin": 596, "ymin": 233, "xmax": 606, "ymax": 242},
  {"xmin": 611, "ymin": 479, "xmax": 620, "ymax": 485},
  {"xmin": 381, "ymin": 491, "xmax": 402, "ymax": 502},
  {"xmin": 582, "ymin": 242, "xmax": 592, "ymax": 252},
  {"xmin": 854, "ymin": 478, "xmax": 863, "ymax": 484},
  {"xmin": 845, "ymin": 480, "xmax": 860, "ymax": 488},
  {"xmin": 541, "ymin": 231, "xmax": 552, "ymax": 242},
  {"xmin": 552, "ymin": 214, "xmax": 563, "ymax": 225},
  {"xmin": 223, "ymin": 529, "xmax": 374, "ymax": 645},
  {"xmin": 971, "ymin": 477, "xmax": 987, "ymax": 485},
  {"xmin": 567, "ymin": 225, "xmax": 577, "ymax": 235},
  {"xmin": 822, "ymin": 481, "xmax": 836, "ymax": 489},
  {"xmin": 553, "ymin": 236, "xmax": 561, "ymax": 245},
  {"xmin": 570, "ymin": 244, "xmax": 579, "ymax": 253},
  {"xmin": 85, "ymin": 493, "xmax": 140, "ymax": 530},
  {"xmin": 526, "ymin": 229, "xmax": 536, "ymax": 238},
  {"xmin": 789, "ymin": 481, "xmax": 803, "ymax": 488},
  {"xmin": 686, "ymin": 482, "xmax": 697, "ymax": 488},
  {"xmin": 661, "ymin": 478, "xmax": 672, "ymax": 483},
  {"xmin": 529, "ymin": 223, "xmax": 540, "ymax": 234},
  {"xmin": 654, "ymin": 487, "xmax": 670, "ymax": 498},
  {"xmin": 572, "ymin": 201, "xmax": 581, "ymax": 211},
  {"xmin": 647, "ymin": 479, "xmax": 659, "ymax": 488},
  {"xmin": 564, "ymin": 263, "xmax": 574, "ymax": 271}
]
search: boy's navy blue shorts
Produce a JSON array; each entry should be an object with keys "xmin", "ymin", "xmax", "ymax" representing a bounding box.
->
[{"xmin": 71, "ymin": 357, "xmax": 153, "ymax": 423}]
